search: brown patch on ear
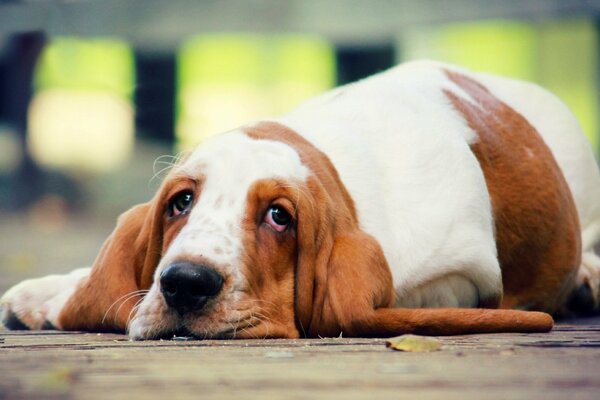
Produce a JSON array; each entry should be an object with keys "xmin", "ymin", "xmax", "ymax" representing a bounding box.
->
[
  {"xmin": 58, "ymin": 203, "xmax": 160, "ymax": 332},
  {"xmin": 58, "ymin": 177, "xmax": 196, "ymax": 332},
  {"xmin": 245, "ymin": 122, "xmax": 359, "ymax": 335},
  {"xmin": 314, "ymin": 231, "xmax": 395, "ymax": 337},
  {"xmin": 443, "ymin": 70, "xmax": 581, "ymax": 313}
]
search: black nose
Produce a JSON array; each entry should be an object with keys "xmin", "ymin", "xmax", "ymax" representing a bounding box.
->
[{"xmin": 160, "ymin": 262, "xmax": 224, "ymax": 315}]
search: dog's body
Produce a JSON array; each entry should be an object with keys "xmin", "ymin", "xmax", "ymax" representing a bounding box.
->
[{"xmin": 2, "ymin": 61, "xmax": 600, "ymax": 339}]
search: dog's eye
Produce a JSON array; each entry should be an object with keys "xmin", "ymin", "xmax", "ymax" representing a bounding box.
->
[
  {"xmin": 169, "ymin": 191, "xmax": 193, "ymax": 217},
  {"xmin": 264, "ymin": 205, "xmax": 292, "ymax": 232}
]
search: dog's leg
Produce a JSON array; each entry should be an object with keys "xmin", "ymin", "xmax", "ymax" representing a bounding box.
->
[
  {"xmin": 568, "ymin": 251, "xmax": 600, "ymax": 314},
  {"xmin": 0, "ymin": 268, "xmax": 90, "ymax": 330}
]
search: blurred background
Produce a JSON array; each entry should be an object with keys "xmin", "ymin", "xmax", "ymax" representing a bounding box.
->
[{"xmin": 0, "ymin": 0, "xmax": 599, "ymax": 292}]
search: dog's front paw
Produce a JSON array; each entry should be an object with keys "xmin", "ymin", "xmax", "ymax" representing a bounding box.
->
[
  {"xmin": 1, "ymin": 268, "xmax": 90, "ymax": 331},
  {"xmin": 1, "ymin": 276, "xmax": 57, "ymax": 330}
]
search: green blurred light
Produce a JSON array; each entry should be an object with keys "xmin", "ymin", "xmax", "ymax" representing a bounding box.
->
[
  {"xmin": 274, "ymin": 35, "xmax": 335, "ymax": 87},
  {"xmin": 178, "ymin": 34, "xmax": 334, "ymax": 87},
  {"xmin": 537, "ymin": 19, "xmax": 598, "ymax": 153},
  {"xmin": 176, "ymin": 34, "xmax": 334, "ymax": 149},
  {"xmin": 435, "ymin": 21, "xmax": 537, "ymax": 80},
  {"xmin": 179, "ymin": 35, "xmax": 265, "ymax": 86},
  {"xmin": 30, "ymin": 37, "xmax": 136, "ymax": 172},
  {"xmin": 34, "ymin": 37, "xmax": 135, "ymax": 100},
  {"xmin": 403, "ymin": 20, "xmax": 537, "ymax": 80}
]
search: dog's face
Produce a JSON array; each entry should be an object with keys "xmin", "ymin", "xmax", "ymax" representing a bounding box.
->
[{"xmin": 128, "ymin": 129, "xmax": 312, "ymax": 339}]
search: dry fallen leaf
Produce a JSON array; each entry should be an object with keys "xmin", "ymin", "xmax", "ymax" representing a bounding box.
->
[{"xmin": 386, "ymin": 334, "xmax": 442, "ymax": 352}]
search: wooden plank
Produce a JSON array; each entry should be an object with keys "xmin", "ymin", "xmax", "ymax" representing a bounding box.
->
[{"xmin": 1, "ymin": 321, "xmax": 599, "ymax": 400}]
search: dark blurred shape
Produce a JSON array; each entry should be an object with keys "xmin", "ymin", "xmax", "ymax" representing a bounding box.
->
[
  {"xmin": 0, "ymin": 32, "xmax": 45, "ymax": 210},
  {"xmin": 335, "ymin": 44, "xmax": 396, "ymax": 85},
  {"xmin": 135, "ymin": 52, "xmax": 176, "ymax": 144},
  {"xmin": 0, "ymin": 32, "xmax": 83, "ymax": 211}
]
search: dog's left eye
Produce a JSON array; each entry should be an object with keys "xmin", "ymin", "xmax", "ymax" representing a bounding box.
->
[
  {"xmin": 169, "ymin": 191, "xmax": 193, "ymax": 217},
  {"xmin": 264, "ymin": 205, "xmax": 292, "ymax": 232}
]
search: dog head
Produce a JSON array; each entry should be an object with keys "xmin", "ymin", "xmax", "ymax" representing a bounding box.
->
[{"xmin": 58, "ymin": 121, "xmax": 393, "ymax": 339}]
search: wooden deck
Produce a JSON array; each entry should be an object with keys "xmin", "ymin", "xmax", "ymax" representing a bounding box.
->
[{"xmin": 1, "ymin": 319, "xmax": 599, "ymax": 400}]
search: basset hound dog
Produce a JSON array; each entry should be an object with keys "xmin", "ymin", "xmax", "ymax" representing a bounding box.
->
[{"xmin": 3, "ymin": 61, "xmax": 600, "ymax": 340}]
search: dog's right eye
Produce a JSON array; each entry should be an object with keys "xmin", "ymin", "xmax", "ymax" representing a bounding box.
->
[
  {"xmin": 169, "ymin": 191, "xmax": 193, "ymax": 217},
  {"xmin": 264, "ymin": 205, "xmax": 292, "ymax": 233}
]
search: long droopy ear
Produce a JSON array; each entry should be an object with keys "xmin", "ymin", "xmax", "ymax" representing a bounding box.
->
[
  {"xmin": 309, "ymin": 229, "xmax": 554, "ymax": 337},
  {"xmin": 58, "ymin": 201, "xmax": 163, "ymax": 332}
]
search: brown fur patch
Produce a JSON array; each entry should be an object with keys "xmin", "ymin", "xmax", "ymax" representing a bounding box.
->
[
  {"xmin": 58, "ymin": 175, "xmax": 200, "ymax": 331},
  {"xmin": 443, "ymin": 70, "xmax": 581, "ymax": 313}
]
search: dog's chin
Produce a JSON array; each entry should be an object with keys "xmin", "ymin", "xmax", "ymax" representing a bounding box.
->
[
  {"xmin": 127, "ymin": 316, "xmax": 175, "ymax": 341},
  {"xmin": 180, "ymin": 322, "xmax": 299, "ymax": 340},
  {"xmin": 129, "ymin": 315, "xmax": 299, "ymax": 340},
  {"xmin": 129, "ymin": 322, "xmax": 251, "ymax": 341},
  {"xmin": 128, "ymin": 295, "xmax": 299, "ymax": 340},
  {"xmin": 127, "ymin": 308, "xmax": 244, "ymax": 340}
]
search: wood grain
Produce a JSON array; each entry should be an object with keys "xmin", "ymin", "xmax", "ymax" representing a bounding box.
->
[{"xmin": 1, "ymin": 319, "xmax": 599, "ymax": 399}]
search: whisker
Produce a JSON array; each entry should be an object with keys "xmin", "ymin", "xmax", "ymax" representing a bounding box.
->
[
  {"xmin": 237, "ymin": 303, "xmax": 274, "ymax": 339},
  {"xmin": 297, "ymin": 317, "xmax": 307, "ymax": 338},
  {"xmin": 113, "ymin": 292, "xmax": 146, "ymax": 324},
  {"xmin": 228, "ymin": 321, "xmax": 237, "ymax": 339},
  {"xmin": 236, "ymin": 298, "xmax": 279, "ymax": 309},
  {"xmin": 153, "ymin": 154, "xmax": 180, "ymax": 170},
  {"xmin": 148, "ymin": 152, "xmax": 190, "ymax": 188},
  {"xmin": 149, "ymin": 165, "xmax": 175, "ymax": 188},
  {"xmin": 126, "ymin": 297, "xmax": 146, "ymax": 326},
  {"xmin": 263, "ymin": 320, "xmax": 271, "ymax": 339},
  {"xmin": 102, "ymin": 290, "xmax": 148, "ymax": 324},
  {"xmin": 102, "ymin": 290, "xmax": 149, "ymax": 325},
  {"xmin": 241, "ymin": 325, "xmax": 258, "ymax": 339}
]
